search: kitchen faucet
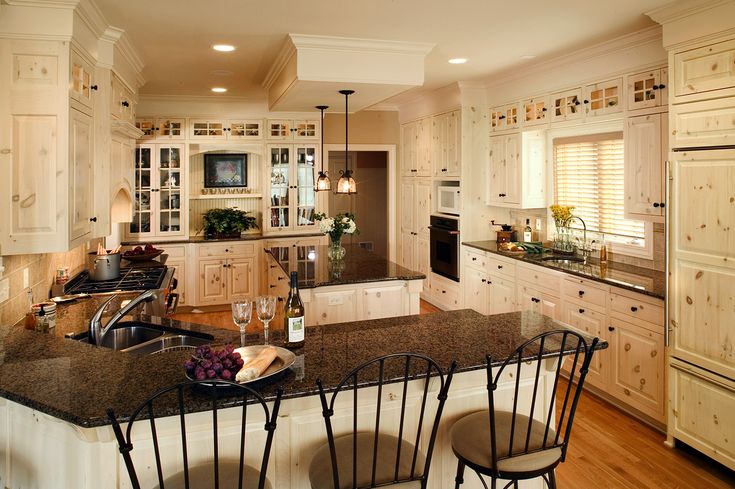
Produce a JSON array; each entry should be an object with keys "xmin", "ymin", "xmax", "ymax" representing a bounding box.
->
[
  {"xmin": 563, "ymin": 214, "xmax": 591, "ymax": 261},
  {"xmin": 88, "ymin": 289, "xmax": 159, "ymax": 346}
]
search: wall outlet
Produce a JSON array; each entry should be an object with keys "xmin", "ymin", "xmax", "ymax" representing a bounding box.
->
[
  {"xmin": 22, "ymin": 268, "xmax": 29, "ymax": 289},
  {"xmin": 535, "ymin": 218, "xmax": 542, "ymax": 231},
  {"xmin": 0, "ymin": 278, "xmax": 9, "ymax": 303}
]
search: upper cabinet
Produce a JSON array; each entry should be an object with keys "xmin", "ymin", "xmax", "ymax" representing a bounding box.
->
[
  {"xmin": 110, "ymin": 73, "xmax": 136, "ymax": 123},
  {"xmin": 583, "ymin": 77, "xmax": 623, "ymax": 117},
  {"xmin": 137, "ymin": 118, "xmax": 186, "ymax": 140},
  {"xmin": 624, "ymin": 113, "xmax": 667, "ymax": 221},
  {"xmin": 487, "ymin": 130, "xmax": 546, "ymax": 209},
  {"xmin": 266, "ymin": 120, "xmax": 319, "ymax": 140},
  {"xmin": 551, "ymin": 88, "xmax": 584, "ymax": 123},
  {"xmin": 70, "ymin": 49, "xmax": 96, "ymax": 113},
  {"xmin": 672, "ymin": 37, "xmax": 735, "ymax": 102},
  {"xmin": 522, "ymin": 96, "xmax": 549, "ymax": 126},
  {"xmin": 627, "ymin": 69, "xmax": 668, "ymax": 111},
  {"xmin": 490, "ymin": 103, "xmax": 520, "ymax": 132},
  {"xmin": 400, "ymin": 119, "xmax": 431, "ymax": 176},
  {"xmin": 432, "ymin": 110, "xmax": 460, "ymax": 177}
]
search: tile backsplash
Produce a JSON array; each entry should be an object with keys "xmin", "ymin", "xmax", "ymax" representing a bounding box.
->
[{"xmin": 0, "ymin": 242, "xmax": 98, "ymax": 326}]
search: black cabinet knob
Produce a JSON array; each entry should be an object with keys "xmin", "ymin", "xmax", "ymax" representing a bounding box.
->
[
  {"xmin": 541, "ymin": 107, "xmax": 548, "ymax": 112},
  {"xmin": 90, "ymin": 85, "xmax": 98, "ymax": 91},
  {"xmin": 660, "ymin": 202, "xmax": 665, "ymax": 208},
  {"xmin": 659, "ymin": 83, "xmax": 666, "ymax": 89},
  {"xmin": 631, "ymin": 306, "xmax": 638, "ymax": 312},
  {"xmin": 608, "ymin": 326, "xmax": 615, "ymax": 332},
  {"xmin": 89, "ymin": 217, "xmax": 97, "ymax": 222},
  {"xmin": 574, "ymin": 100, "xmax": 581, "ymax": 105},
  {"xmin": 269, "ymin": 285, "xmax": 276, "ymax": 288},
  {"xmin": 481, "ymin": 279, "xmax": 486, "ymax": 283},
  {"xmin": 583, "ymin": 100, "xmax": 589, "ymax": 104},
  {"xmin": 498, "ymin": 115, "xmax": 506, "ymax": 120},
  {"xmin": 121, "ymin": 101, "xmax": 129, "ymax": 107},
  {"xmin": 652, "ymin": 85, "xmax": 659, "ymax": 90},
  {"xmin": 472, "ymin": 257, "xmax": 477, "ymax": 261},
  {"xmin": 579, "ymin": 308, "xmax": 585, "ymax": 314},
  {"xmin": 653, "ymin": 202, "xmax": 660, "ymax": 208},
  {"xmin": 578, "ymin": 290, "xmax": 585, "ymax": 296},
  {"xmin": 497, "ymin": 265, "xmax": 503, "ymax": 269}
]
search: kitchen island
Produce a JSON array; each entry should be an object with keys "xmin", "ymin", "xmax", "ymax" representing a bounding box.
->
[
  {"xmin": 267, "ymin": 244, "xmax": 426, "ymax": 325},
  {"xmin": 0, "ymin": 300, "xmax": 604, "ymax": 489}
]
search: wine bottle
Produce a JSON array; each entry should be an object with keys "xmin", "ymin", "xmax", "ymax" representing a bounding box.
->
[
  {"xmin": 523, "ymin": 219, "xmax": 533, "ymax": 242},
  {"xmin": 284, "ymin": 271, "xmax": 305, "ymax": 348}
]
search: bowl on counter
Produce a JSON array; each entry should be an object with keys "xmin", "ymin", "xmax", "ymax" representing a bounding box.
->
[{"xmin": 122, "ymin": 249, "xmax": 164, "ymax": 262}]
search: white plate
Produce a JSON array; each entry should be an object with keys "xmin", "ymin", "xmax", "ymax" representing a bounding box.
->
[
  {"xmin": 186, "ymin": 345, "xmax": 296, "ymax": 385},
  {"xmin": 50, "ymin": 293, "xmax": 91, "ymax": 303}
]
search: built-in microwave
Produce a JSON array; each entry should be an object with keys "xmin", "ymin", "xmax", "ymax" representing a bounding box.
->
[{"xmin": 437, "ymin": 186, "xmax": 461, "ymax": 215}]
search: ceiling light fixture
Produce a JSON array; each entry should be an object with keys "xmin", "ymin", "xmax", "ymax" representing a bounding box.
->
[
  {"xmin": 211, "ymin": 87, "xmax": 227, "ymax": 93},
  {"xmin": 520, "ymin": 54, "xmax": 536, "ymax": 60},
  {"xmin": 314, "ymin": 105, "xmax": 331, "ymax": 192},
  {"xmin": 212, "ymin": 44, "xmax": 236, "ymax": 52},
  {"xmin": 335, "ymin": 89, "xmax": 356, "ymax": 195},
  {"xmin": 448, "ymin": 58, "xmax": 467, "ymax": 64}
]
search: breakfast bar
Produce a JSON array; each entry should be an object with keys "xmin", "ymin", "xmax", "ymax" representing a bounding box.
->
[{"xmin": 0, "ymin": 305, "xmax": 604, "ymax": 489}]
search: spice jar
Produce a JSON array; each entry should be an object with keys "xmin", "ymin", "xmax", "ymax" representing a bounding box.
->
[{"xmin": 32, "ymin": 302, "xmax": 57, "ymax": 332}]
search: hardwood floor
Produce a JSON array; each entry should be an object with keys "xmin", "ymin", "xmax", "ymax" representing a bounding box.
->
[{"xmin": 170, "ymin": 301, "xmax": 735, "ymax": 488}]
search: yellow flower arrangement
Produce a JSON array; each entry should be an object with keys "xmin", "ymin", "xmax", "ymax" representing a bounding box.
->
[{"xmin": 550, "ymin": 204, "xmax": 574, "ymax": 224}]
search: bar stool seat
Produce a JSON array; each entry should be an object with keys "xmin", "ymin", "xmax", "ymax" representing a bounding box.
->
[
  {"xmin": 309, "ymin": 432, "xmax": 425, "ymax": 489},
  {"xmin": 450, "ymin": 411, "xmax": 562, "ymax": 475},
  {"xmin": 154, "ymin": 462, "xmax": 272, "ymax": 489}
]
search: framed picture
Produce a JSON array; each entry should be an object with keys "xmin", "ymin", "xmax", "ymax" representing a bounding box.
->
[{"xmin": 204, "ymin": 153, "xmax": 247, "ymax": 188}]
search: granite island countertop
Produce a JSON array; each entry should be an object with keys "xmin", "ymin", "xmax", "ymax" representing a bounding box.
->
[
  {"xmin": 0, "ymin": 296, "xmax": 604, "ymax": 428},
  {"xmin": 463, "ymin": 240, "xmax": 665, "ymax": 300},
  {"xmin": 122, "ymin": 232, "xmax": 324, "ymax": 246},
  {"xmin": 267, "ymin": 244, "xmax": 425, "ymax": 289}
]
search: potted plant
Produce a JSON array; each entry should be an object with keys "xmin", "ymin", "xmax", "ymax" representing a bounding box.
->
[{"xmin": 201, "ymin": 207, "xmax": 258, "ymax": 239}]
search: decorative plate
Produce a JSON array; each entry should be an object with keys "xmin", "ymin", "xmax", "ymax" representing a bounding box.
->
[{"xmin": 186, "ymin": 345, "xmax": 296, "ymax": 386}]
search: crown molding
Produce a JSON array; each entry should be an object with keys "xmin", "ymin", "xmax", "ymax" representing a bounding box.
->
[
  {"xmin": 288, "ymin": 33, "xmax": 435, "ymax": 56},
  {"xmin": 262, "ymin": 37, "xmax": 296, "ymax": 90},
  {"xmin": 363, "ymin": 103, "xmax": 399, "ymax": 112},
  {"xmin": 645, "ymin": 0, "xmax": 732, "ymax": 25},
  {"xmin": 3, "ymin": 0, "xmax": 79, "ymax": 7},
  {"xmin": 75, "ymin": 0, "xmax": 107, "ymax": 38},
  {"xmin": 138, "ymin": 94, "xmax": 267, "ymax": 104},
  {"xmin": 481, "ymin": 25, "xmax": 664, "ymax": 90}
]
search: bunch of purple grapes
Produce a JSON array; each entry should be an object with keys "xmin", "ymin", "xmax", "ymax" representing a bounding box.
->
[{"xmin": 184, "ymin": 345, "xmax": 244, "ymax": 381}]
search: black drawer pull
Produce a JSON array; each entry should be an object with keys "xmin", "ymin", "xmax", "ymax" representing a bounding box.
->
[
  {"xmin": 653, "ymin": 202, "xmax": 660, "ymax": 208},
  {"xmin": 89, "ymin": 217, "xmax": 97, "ymax": 222},
  {"xmin": 497, "ymin": 265, "xmax": 503, "ymax": 269},
  {"xmin": 578, "ymin": 290, "xmax": 585, "ymax": 296},
  {"xmin": 481, "ymin": 279, "xmax": 486, "ymax": 283},
  {"xmin": 472, "ymin": 257, "xmax": 476, "ymax": 261},
  {"xmin": 630, "ymin": 306, "xmax": 638, "ymax": 312},
  {"xmin": 608, "ymin": 326, "xmax": 615, "ymax": 332},
  {"xmin": 579, "ymin": 308, "xmax": 585, "ymax": 314}
]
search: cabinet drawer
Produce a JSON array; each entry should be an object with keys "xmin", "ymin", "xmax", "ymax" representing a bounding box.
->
[
  {"xmin": 430, "ymin": 273, "xmax": 460, "ymax": 308},
  {"xmin": 155, "ymin": 243, "xmax": 186, "ymax": 258},
  {"xmin": 464, "ymin": 248, "xmax": 487, "ymax": 270},
  {"xmin": 486, "ymin": 255, "xmax": 516, "ymax": 278},
  {"xmin": 610, "ymin": 291, "xmax": 664, "ymax": 331},
  {"xmin": 673, "ymin": 38, "xmax": 735, "ymax": 99},
  {"xmin": 671, "ymin": 96, "xmax": 735, "ymax": 148},
  {"xmin": 517, "ymin": 263, "xmax": 562, "ymax": 293},
  {"xmin": 197, "ymin": 243, "xmax": 255, "ymax": 257},
  {"xmin": 563, "ymin": 277, "xmax": 608, "ymax": 311}
]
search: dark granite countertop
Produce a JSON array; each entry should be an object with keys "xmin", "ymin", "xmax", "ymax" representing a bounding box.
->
[
  {"xmin": 122, "ymin": 232, "xmax": 324, "ymax": 246},
  {"xmin": 463, "ymin": 240, "xmax": 665, "ymax": 300},
  {"xmin": 267, "ymin": 244, "xmax": 425, "ymax": 289},
  {"xmin": 0, "ymin": 296, "xmax": 604, "ymax": 428}
]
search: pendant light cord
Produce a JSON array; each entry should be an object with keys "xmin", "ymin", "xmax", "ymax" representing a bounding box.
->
[{"xmin": 344, "ymin": 90, "xmax": 349, "ymax": 173}]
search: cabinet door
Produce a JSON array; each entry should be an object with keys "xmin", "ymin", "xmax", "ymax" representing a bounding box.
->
[
  {"xmin": 166, "ymin": 258, "xmax": 187, "ymax": 305},
  {"xmin": 463, "ymin": 267, "xmax": 489, "ymax": 315},
  {"xmin": 401, "ymin": 122, "xmax": 418, "ymax": 175},
  {"xmin": 673, "ymin": 38, "xmax": 735, "ymax": 99},
  {"xmin": 625, "ymin": 114, "xmax": 663, "ymax": 219},
  {"xmin": 538, "ymin": 293, "xmax": 560, "ymax": 321},
  {"xmin": 157, "ymin": 119, "xmax": 186, "ymax": 139},
  {"xmin": 562, "ymin": 303, "xmax": 609, "ymax": 389},
  {"xmin": 504, "ymin": 103, "xmax": 520, "ymax": 130},
  {"xmin": 70, "ymin": 50, "xmax": 94, "ymax": 111},
  {"xmin": 190, "ymin": 119, "xmax": 226, "ymax": 139},
  {"xmin": 584, "ymin": 78, "xmax": 623, "ymax": 116},
  {"xmin": 198, "ymin": 259, "xmax": 227, "ymax": 305},
  {"xmin": 294, "ymin": 144, "xmax": 317, "ymax": 229},
  {"xmin": 129, "ymin": 145, "xmax": 154, "ymax": 237},
  {"xmin": 267, "ymin": 120, "xmax": 292, "ymax": 140},
  {"xmin": 432, "ymin": 113, "xmax": 448, "ymax": 176},
  {"xmin": 522, "ymin": 96, "xmax": 548, "ymax": 125},
  {"xmin": 400, "ymin": 230, "xmax": 416, "ymax": 271},
  {"xmin": 488, "ymin": 275, "xmax": 515, "ymax": 314},
  {"xmin": 416, "ymin": 119, "xmax": 432, "ymax": 176},
  {"xmin": 417, "ymin": 235, "xmax": 431, "ymax": 291},
  {"xmin": 308, "ymin": 289, "xmax": 358, "ymax": 325},
  {"xmin": 416, "ymin": 180, "xmax": 431, "ymax": 237},
  {"xmin": 551, "ymin": 89, "xmax": 583, "ymax": 122},
  {"xmin": 503, "ymin": 134, "xmax": 520, "ymax": 205},
  {"xmin": 490, "ymin": 107, "xmax": 503, "ymax": 132},
  {"xmin": 266, "ymin": 145, "xmax": 292, "ymax": 231},
  {"xmin": 363, "ymin": 284, "xmax": 406, "ymax": 320},
  {"xmin": 516, "ymin": 283, "xmax": 540, "ymax": 314},
  {"xmin": 229, "ymin": 120, "xmax": 262, "ymax": 139},
  {"xmin": 69, "ymin": 109, "xmax": 93, "ymax": 241},
  {"xmin": 135, "ymin": 118, "xmax": 156, "ymax": 139},
  {"xmin": 445, "ymin": 110, "xmax": 460, "ymax": 176},
  {"xmin": 293, "ymin": 120, "xmax": 318, "ymax": 140},
  {"xmin": 156, "ymin": 145, "xmax": 184, "ymax": 236},
  {"xmin": 487, "ymin": 136, "xmax": 506, "ymax": 205},
  {"xmin": 400, "ymin": 181, "xmax": 415, "ymax": 232},
  {"xmin": 609, "ymin": 318, "xmax": 665, "ymax": 421},
  {"xmin": 229, "ymin": 257, "xmax": 255, "ymax": 299},
  {"xmin": 627, "ymin": 70, "xmax": 663, "ymax": 110}
]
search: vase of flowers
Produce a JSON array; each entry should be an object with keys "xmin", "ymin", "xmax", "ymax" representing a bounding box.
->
[
  {"xmin": 549, "ymin": 204, "xmax": 575, "ymax": 254},
  {"xmin": 314, "ymin": 212, "xmax": 359, "ymax": 260}
]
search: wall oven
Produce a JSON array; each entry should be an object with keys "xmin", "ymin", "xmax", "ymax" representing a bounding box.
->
[{"xmin": 429, "ymin": 215, "xmax": 459, "ymax": 282}]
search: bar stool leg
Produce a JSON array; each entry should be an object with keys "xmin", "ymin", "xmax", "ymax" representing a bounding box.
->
[
  {"xmin": 547, "ymin": 470, "xmax": 557, "ymax": 489},
  {"xmin": 454, "ymin": 460, "xmax": 465, "ymax": 488}
]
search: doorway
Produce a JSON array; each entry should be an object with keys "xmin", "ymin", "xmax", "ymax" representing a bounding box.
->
[{"xmin": 328, "ymin": 150, "xmax": 389, "ymax": 259}]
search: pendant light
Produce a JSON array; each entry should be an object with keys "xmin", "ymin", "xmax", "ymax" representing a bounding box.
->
[
  {"xmin": 335, "ymin": 89, "xmax": 357, "ymax": 194},
  {"xmin": 314, "ymin": 105, "xmax": 331, "ymax": 191}
]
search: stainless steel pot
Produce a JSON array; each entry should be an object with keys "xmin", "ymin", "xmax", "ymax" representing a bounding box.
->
[{"xmin": 88, "ymin": 252, "xmax": 121, "ymax": 281}]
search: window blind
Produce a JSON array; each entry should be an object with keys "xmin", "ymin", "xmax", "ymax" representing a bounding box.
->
[{"xmin": 553, "ymin": 132, "xmax": 645, "ymax": 241}]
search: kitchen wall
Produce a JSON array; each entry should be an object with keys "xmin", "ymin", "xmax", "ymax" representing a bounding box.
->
[{"xmin": 0, "ymin": 242, "xmax": 98, "ymax": 326}]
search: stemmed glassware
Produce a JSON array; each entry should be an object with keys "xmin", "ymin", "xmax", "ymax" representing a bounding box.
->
[
  {"xmin": 256, "ymin": 295, "xmax": 277, "ymax": 345},
  {"xmin": 231, "ymin": 300, "xmax": 253, "ymax": 347}
]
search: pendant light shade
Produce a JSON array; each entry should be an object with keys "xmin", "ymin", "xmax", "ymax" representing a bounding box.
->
[
  {"xmin": 314, "ymin": 105, "xmax": 331, "ymax": 191},
  {"xmin": 335, "ymin": 89, "xmax": 357, "ymax": 195}
]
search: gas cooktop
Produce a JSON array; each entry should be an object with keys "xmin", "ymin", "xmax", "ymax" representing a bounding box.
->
[{"xmin": 65, "ymin": 267, "xmax": 168, "ymax": 295}]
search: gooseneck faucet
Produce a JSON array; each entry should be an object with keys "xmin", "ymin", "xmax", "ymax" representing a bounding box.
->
[
  {"xmin": 88, "ymin": 289, "xmax": 159, "ymax": 346},
  {"xmin": 563, "ymin": 214, "xmax": 590, "ymax": 259}
]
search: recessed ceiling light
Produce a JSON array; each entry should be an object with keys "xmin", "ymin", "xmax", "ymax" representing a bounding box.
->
[
  {"xmin": 211, "ymin": 87, "xmax": 227, "ymax": 93},
  {"xmin": 448, "ymin": 58, "xmax": 467, "ymax": 64},
  {"xmin": 520, "ymin": 54, "xmax": 536, "ymax": 60},
  {"xmin": 212, "ymin": 44, "xmax": 236, "ymax": 52},
  {"xmin": 210, "ymin": 69, "xmax": 233, "ymax": 76}
]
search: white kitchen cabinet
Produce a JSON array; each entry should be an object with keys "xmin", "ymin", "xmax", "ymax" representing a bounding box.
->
[
  {"xmin": 110, "ymin": 73, "xmax": 136, "ymax": 123},
  {"xmin": 522, "ymin": 96, "xmax": 549, "ymax": 126},
  {"xmin": 195, "ymin": 244, "xmax": 257, "ymax": 306},
  {"xmin": 264, "ymin": 143, "xmax": 320, "ymax": 233},
  {"xmin": 186, "ymin": 118, "xmax": 262, "ymax": 140},
  {"xmin": 627, "ymin": 69, "xmax": 668, "ymax": 111},
  {"xmin": 399, "ymin": 178, "xmax": 431, "ymax": 289},
  {"xmin": 137, "ymin": 118, "xmax": 186, "ymax": 140},
  {"xmin": 229, "ymin": 120, "xmax": 263, "ymax": 139},
  {"xmin": 463, "ymin": 266, "xmax": 490, "ymax": 315},
  {"xmin": 462, "ymin": 247, "xmax": 516, "ymax": 316},
  {"xmin": 363, "ymin": 283, "xmax": 407, "ymax": 320},
  {"xmin": 624, "ymin": 113, "xmax": 667, "ymax": 221},
  {"xmin": 432, "ymin": 110, "xmax": 461, "ymax": 177},
  {"xmin": 561, "ymin": 299, "xmax": 609, "ymax": 390},
  {"xmin": 550, "ymin": 88, "xmax": 584, "ymax": 123},
  {"xmin": 70, "ymin": 48, "xmax": 95, "ymax": 113},
  {"xmin": 672, "ymin": 37, "xmax": 735, "ymax": 102},
  {"xmin": 487, "ymin": 130, "xmax": 545, "ymax": 209},
  {"xmin": 197, "ymin": 258, "xmax": 228, "ymax": 304},
  {"xmin": 583, "ymin": 78, "xmax": 623, "ymax": 117},
  {"xmin": 517, "ymin": 283, "xmax": 560, "ymax": 321},
  {"xmin": 490, "ymin": 103, "xmax": 520, "ymax": 132},
  {"xmin": 127, "ymin": 144, "xmax": 186, "ymax": 239},
  {"xmin": 266, "ymin": 119, "xmax": 319, "ymax": 140},
  {"xmin": 69, "ymin": 108, "xmax": 95, "ymax": 242},
  {"xmin": 670, "ymin": 96, "xmax": 735, "ymax": 148},
  {"xmin": 190, "ymin": 119, "xmax": 226, "ymax": 139},
  {"xmin": 229, "ymin": 257, "xmax": 256, "ymax": 299}
]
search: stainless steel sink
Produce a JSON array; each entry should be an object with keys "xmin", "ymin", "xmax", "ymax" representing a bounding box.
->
[
  {"xmin": 68, "ymin": 321, "xmax": 213, "ymax": 354},
  {"xmin": 540, "ymin": 256, "xmax": 586, "ymax": 265}
]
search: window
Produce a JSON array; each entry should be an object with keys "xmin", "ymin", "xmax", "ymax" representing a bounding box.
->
[{"xmin": 553, "ymin": 132, "xmax": 646, "ymax": 246}]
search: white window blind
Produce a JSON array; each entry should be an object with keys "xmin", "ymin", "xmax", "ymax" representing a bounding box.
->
[{"xmin": 553, "ymin": 132, "xmax": 645, "ymax": 242}]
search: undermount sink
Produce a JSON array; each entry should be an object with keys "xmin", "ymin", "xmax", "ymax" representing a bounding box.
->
[
  {"xmin": 540, "ymin": 255, "xmax": 586, "ymax": 264},
  {"xmin": 69, "ymin": 321, "xmax": 213, "ymax": 354}
]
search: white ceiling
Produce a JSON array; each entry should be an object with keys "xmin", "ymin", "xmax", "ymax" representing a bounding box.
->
[{"xmin": 94, "ymin": 0, "xmax": 673, "ymax": 108}]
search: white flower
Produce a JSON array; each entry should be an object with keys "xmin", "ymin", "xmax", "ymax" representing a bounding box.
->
[
  {"xmin": 319, "ymin": 218, "xmax": 334, "ymax": 233},
  {"xmin": 345, "ymin": 220, "xmax": 357, "ymax": 234},
  {"xmin": 342, "ymin": 217, "xmax": 350, "ymax": 223}
]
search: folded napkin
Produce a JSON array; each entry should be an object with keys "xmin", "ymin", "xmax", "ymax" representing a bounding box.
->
[{"xmin": 235, "ymin": 346, "xmax": 278, "ymax": 382}]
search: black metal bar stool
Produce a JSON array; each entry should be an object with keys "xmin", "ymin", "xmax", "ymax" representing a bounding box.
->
[
  {"xmin": 309, "ymin": 352, "xmax": 457, "ymax": 489},
  {"xmin": 107, "ymin": 380, "xmax": 283, "ymax": 489},
  {"xmin": 450, "ymin": 330, "xmax": 599, "ymax": 489}
]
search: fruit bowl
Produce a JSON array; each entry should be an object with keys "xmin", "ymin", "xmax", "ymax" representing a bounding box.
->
[{"xmin": 122, "ymin": 249, "xmax": 164, "ymax": 262}]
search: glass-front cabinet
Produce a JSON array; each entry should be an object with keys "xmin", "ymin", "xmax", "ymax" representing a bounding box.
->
[
  {"xmin": 128, "ymin": 143, "xmax": 186, "ymax": 239},
  {"xmin": 265, "ymin": 143, "xmax": 318, "ymax": 233}
]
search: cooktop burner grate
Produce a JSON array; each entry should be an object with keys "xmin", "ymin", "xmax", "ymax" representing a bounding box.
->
[{"xmin": 65, "ymin": 267, "xmax": 167, "ymax": 294}]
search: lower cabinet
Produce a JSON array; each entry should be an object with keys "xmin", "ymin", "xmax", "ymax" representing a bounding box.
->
[
  {"xmin": 560, "ymin": 299, "xmax": 610, "ymax": 390},
  {"xmin": 516, "ymin": 282, "xmax": 561, "ymax": 321},
  {"xmin": 462, "ymin": 266, "xmax": 516, "ymax": 316},
  {"xmin": 194, "ymin": 243, "xmax": 258, "ymax": 306}
]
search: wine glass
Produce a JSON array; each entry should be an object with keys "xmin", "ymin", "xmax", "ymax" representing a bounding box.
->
[
  {"xmin": 256, "ymin": 295, "xmax": 277, "ymax": 345},
  {"xmin": 231, "ymin": 300, "xmax": 253, "ymax": 347}
]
